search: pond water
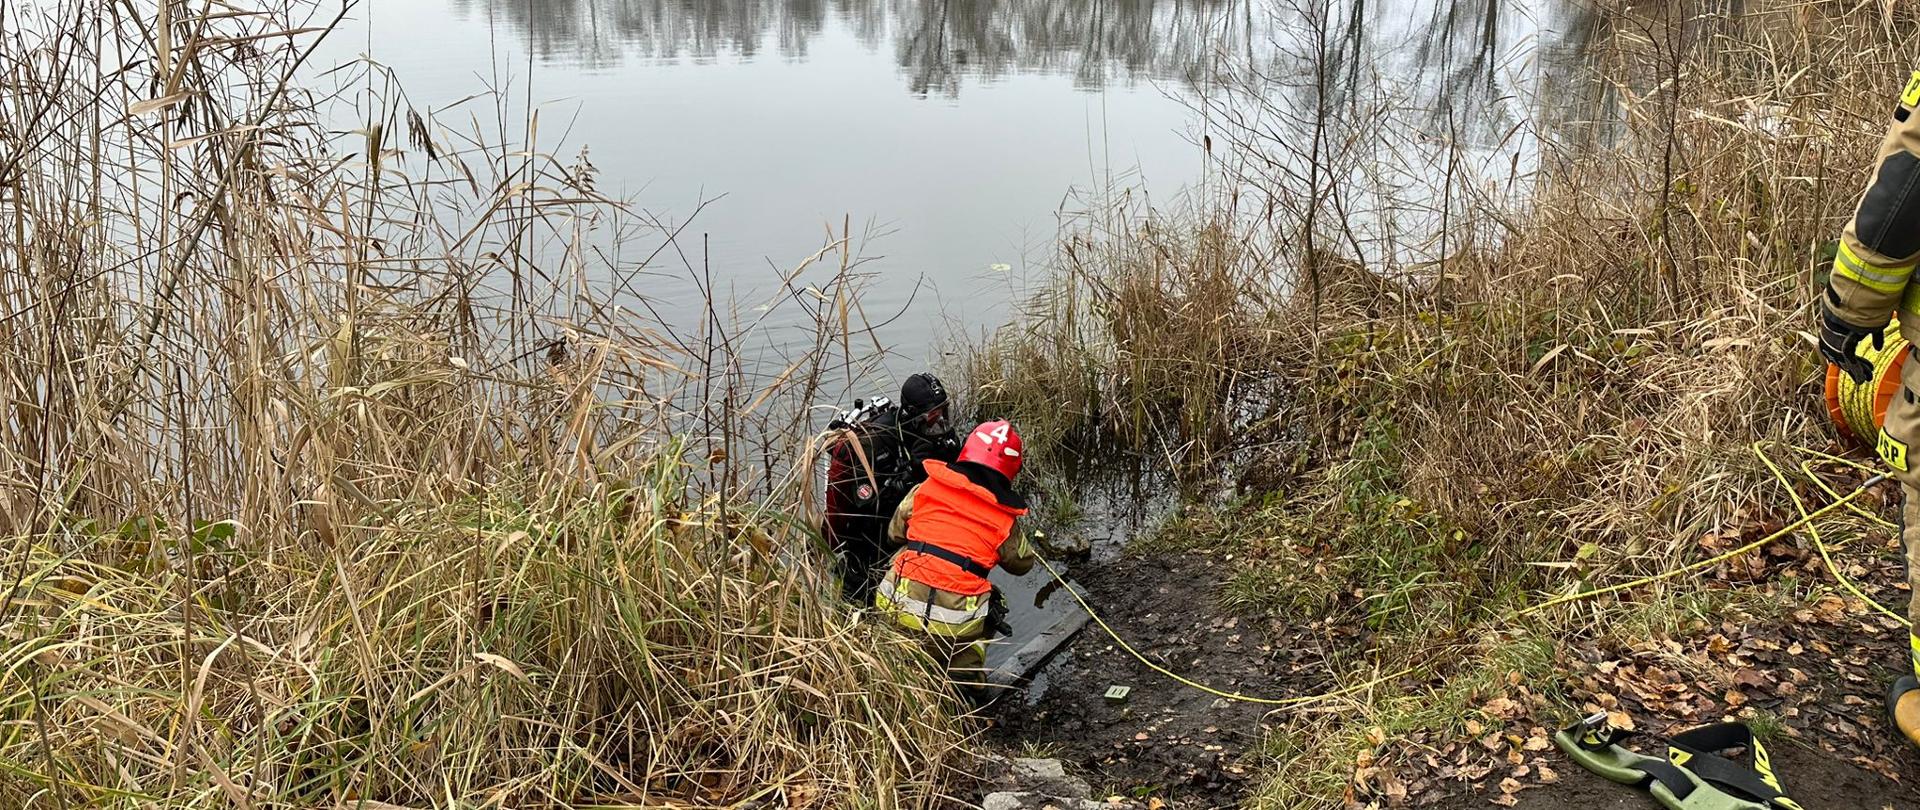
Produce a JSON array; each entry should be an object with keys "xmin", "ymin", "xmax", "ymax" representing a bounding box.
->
[
  {"xmin": 311, "ymin": 0, "xmax": 1605, "ymax": 675},
  {"xmin": 314, "ymin": 0, "xmax": 1604, "ymax": 381}
]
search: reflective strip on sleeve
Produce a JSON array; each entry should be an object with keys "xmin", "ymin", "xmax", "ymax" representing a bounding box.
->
[{"xmin": 1835, "ymin": 242, "xmax": 1916, "ymax": 294}]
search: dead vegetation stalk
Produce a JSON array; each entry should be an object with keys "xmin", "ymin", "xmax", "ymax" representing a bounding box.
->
[{"xmin": 0, "ymin": 2, "xmax": 969, "ymax": 807}]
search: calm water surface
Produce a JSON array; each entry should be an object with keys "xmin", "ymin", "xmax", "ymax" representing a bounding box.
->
[
  {"xmin": 315, "ymin": 0, "xmax": 1604, "ymax": 667},
  {"xmin": 316, "ymin": 0, "xmax": 1602, "ymax": 378}
]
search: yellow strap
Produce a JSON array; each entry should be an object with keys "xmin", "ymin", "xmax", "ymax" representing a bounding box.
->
[{"xmin": 1753, "ymin": 741, "xmax": 1784, "ymax": 793}]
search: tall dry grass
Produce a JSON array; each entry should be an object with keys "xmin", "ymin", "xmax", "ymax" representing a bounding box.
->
[
  {"xmin": 1, "ymin": 2, "xmax": 967, "ymax": 807},
  {"xmin": 963, "ymin": 0, "xmax": 1917, "ymax": 803},
  {"xmin": 968, "ymin": 0, "xmax": 1906, "ymax": 616},
  {"xmin": 964, "ymin": 1, "xmax": 1919, "ymax": 804}
]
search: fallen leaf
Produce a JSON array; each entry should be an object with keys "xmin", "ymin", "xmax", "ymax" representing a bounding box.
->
[{"xmin": 1483, "ymin": 697, "xmax": 1522, "ymax": 719}]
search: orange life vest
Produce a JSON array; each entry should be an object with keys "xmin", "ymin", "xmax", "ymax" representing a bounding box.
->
[{"xmin": 894, "ymin": 460, "xmax": 1027, "ymax": 596}]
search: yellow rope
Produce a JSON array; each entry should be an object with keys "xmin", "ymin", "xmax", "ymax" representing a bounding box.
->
[
  {"xmin": 1834, "ymin": 326, "xmax": 1910, "ymax": 440},
  {"xmin": 1784, "ymin": 445, "xmax": 1899, "ymax": 530},
  {"xmin": 1514, "ymin": 448, "xmax": 1886, "ymax": 620},
  {"xmin": 1754, "ymin": 442, "xmax": 1909, "ymax": 629},
  {"xmin": 1036, "ymin": 554, "xmax": 1418, "ymax": 707},
  {"xmin": 1036, "ymin": 441, "xmax": 1909, "ymax": 705}
]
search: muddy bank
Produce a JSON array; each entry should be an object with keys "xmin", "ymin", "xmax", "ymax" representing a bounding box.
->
[
  {"xmin": 986, "ymin": 528, "xmax": 1920, "ymax": 809},
  {"xmin": 988, "ymin": 551, "xmax": 1363, "ymax": 807},
  {"xmin": 1432, "ymin": 743, "xmax": 1918, "ymax": 810}
]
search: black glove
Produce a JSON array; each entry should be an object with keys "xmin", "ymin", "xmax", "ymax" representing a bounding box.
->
[
  {"xmin": 987, "ymin": 587, "xmax": 1013, "ymax": 637},
  {"xmin": 1821, "ymin": 308, "xmax": 1886, "ymax": 384}
]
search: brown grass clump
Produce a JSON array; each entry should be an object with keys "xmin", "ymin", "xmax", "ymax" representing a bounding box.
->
[
  {"xmin": 967, "ymin": 0, "xmax": 1904, "ymax": 621},
  {"xmin": 964, "ymin": 1, "xmax": 1915, "ymax": 802},
  {"xmin": 0, "ymin": 2, "xmax": 967, "ymax": 807}
]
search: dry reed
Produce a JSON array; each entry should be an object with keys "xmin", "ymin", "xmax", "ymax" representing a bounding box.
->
[
  {"xmin": 963, "ymin": 1, "xmax": 1916, "ymax": 803},
  {"xmin": 0, "ymin": 2, "xmax": 969, "ymax": 807}
]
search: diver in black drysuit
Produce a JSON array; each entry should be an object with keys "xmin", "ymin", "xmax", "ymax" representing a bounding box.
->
[{"xmin": 822, "ymin": 373, "xmax": 961, "ymax": 602}]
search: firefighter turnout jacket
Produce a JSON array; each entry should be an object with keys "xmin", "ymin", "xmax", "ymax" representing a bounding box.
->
[
  {"xmin": 1826, "ymin": 72, "xmax": 1920, "ymax": 344},
  {"xmin": 875, "ymin": 460, "xmax": 1036, "ymax": 640}
]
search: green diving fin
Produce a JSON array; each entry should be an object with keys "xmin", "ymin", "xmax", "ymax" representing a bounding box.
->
[{"xmin": 1553, "ymin": 713, "xmax": 1801, "ymax": 810}]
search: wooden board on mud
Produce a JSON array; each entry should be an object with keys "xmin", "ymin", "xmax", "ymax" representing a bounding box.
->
[{"xmin": 987, "ymin": 608, "xmax": 1092, "ymax": 688}]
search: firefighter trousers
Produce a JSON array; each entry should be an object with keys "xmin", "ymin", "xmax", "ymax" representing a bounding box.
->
[{"xmin": 1868, "ymin": 348, "xmax": 1920, "ymax": 668}]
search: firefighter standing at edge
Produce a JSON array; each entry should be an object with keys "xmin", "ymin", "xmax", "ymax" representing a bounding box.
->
[
  {"xmin": 1818, "ymin": 70, "xmax": 1920, "ymax": 748},
  {"xmin": 876, "ymin": 420, "xmax": 1039, "ymax": 691}
]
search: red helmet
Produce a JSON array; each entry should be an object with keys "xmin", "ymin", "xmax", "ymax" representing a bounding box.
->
[{"xmin": 958, "ymin": 420, "xmax": 1023, "ymax": 482}]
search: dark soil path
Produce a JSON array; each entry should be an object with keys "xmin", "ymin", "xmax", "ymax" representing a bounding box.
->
[
  {"xmin": 1433, "ymin": 742, "xmax": 1916, "ymax": 810},
  {"xmin": 987, "ymin": 536, "xmax": 1920, "ymax": 809},
  {"xmin": 987, "ymin": 551, "xmax": 1357, "ymax": 807}
]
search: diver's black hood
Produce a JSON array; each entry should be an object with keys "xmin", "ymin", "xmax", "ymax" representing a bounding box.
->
[{"xmin": 900, "ymin": 372, "xmax": 949, "ymax": 418}]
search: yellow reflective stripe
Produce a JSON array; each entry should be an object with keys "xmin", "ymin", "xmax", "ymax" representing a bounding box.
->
[
  {"xmin": 1835, "ymin": 242, "xmax": 1915, "ymax": 294},
  {"xmin": 1910, "ymin": 634, "xmax": 1920, "ymax": 677},
  {"xmin": 889, "ymin": 611, "xmax": 982, "ymax": 636},
  {"xmin": 903, "ymin": 614, "xmax": 985, "ymax": 636},
  {"xmin": 876, "ymin": 578, "xmax": 989, "ymax": 625},
  {"xmin": 876, "ymin": 581, "xmax": 988, "ymax": 637}
]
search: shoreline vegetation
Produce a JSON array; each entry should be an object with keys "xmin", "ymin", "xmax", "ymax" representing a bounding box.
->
[
  {"xmin": 2, "ymin": 2, "xmax": 969, "ymax": 807},
  {"xmin": 962, "ymin": 0, "xmax": 1919, "ymax": 804},
  {"xmin": 4, "ymin": 0, "xmax": 1918, "ymax": 808}
]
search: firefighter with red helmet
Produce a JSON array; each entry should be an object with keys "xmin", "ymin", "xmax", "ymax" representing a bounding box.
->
[{"xmin": 876, "ymin": 419, "xmax": 1039, "ymax": 691}]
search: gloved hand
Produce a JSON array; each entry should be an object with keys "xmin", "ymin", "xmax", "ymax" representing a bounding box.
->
[
  {"xmin": 1821, "ymin": 307, "xmax": 1886, "ymax": 384},
  {"xmin": 987, "ymin": 587, "xmax": 1013, "ymax": 637}
]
